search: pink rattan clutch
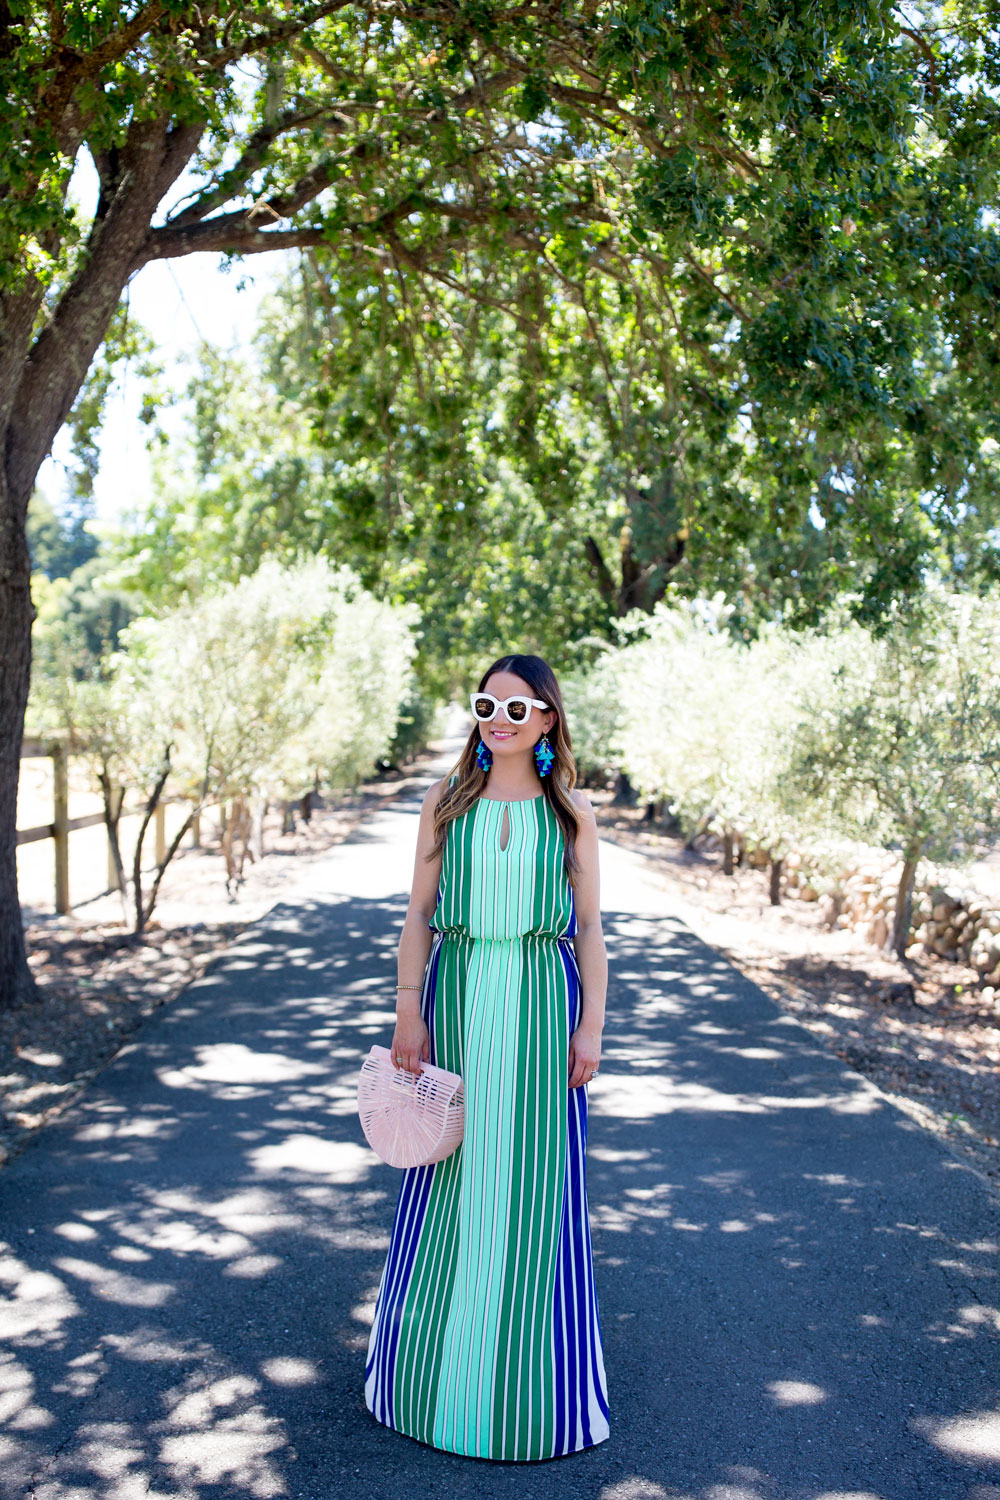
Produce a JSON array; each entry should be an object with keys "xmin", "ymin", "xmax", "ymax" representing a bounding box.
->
[{"xmin": 357, "ymin": 1045, "xmax": 465, "ymax": 1168}]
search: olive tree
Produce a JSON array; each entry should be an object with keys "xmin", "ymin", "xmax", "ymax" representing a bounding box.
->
[
  {"xmin": 26, "ymin": 557, "xmax": 418, "ymax": 930},
  {"xmin": 782, "ymin": 587, "xmax": 1000, "ymax": 957}
]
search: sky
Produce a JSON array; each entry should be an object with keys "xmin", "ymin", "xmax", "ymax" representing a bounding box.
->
[{"xmin": 36, "ymin": 150, "xmax": 294, "ymax": 528}]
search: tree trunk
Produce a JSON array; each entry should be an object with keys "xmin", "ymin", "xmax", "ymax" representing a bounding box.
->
[
  {"xmin": 612, "ymin": 769, "xmax": 636, "ymax": 806},
  {"xmin": 769, "ymin": 856, "xmax": 783, "ymax": 906},
  {"xmin": 891, "ymin": 840, "xmax": 923, "ymax": 960},
  {"xmin": 0, "ymin": 112, "xmax": 205, "ymax": 1006},
  {"xmin": 131, "ymin": 761, "xmax": 170, "ymax": 934},
  {"xmin": 222, "ymin": 795, "xmax": 253, "ymax": 896},
  {"xmin": 0, "ymin": 465, "xmax": 37, "ymax": 1005},
  {"xmin": 683, "ymin": 813, "xmax": 711, "ymax": 851},
  {"xmin": 142, "ymin": 804, "xmax": 198, "ymax": 930},
  {"xmin": 722, "ymin": 830, "xmax": 735, "ymax": 876},
  {"xmin": 251, "ymin": 792, "xmax": 266, "ymax": 862},
  {"xmin": 99, "ymin": 772, "xmax": 130, "ymax": 923}
]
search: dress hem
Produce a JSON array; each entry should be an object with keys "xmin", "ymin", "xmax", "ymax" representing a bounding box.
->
[{"xmin": 365, "ymin": 1403, "xmax": 610, "ymax": 1463}]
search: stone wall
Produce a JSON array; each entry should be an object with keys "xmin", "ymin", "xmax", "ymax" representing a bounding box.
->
[{"xmin": 745, "ymin": 842, "xmax": 1000, "ymax": 998}]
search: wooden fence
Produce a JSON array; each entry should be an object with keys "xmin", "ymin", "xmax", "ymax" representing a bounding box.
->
[{"xmin": 16, "ymin": 735, "xmax": 205, "ymax": 915}]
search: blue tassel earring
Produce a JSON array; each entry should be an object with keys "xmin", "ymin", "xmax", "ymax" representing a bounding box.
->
[
  {"xmin": 534, "ymin": 733, "xmax": 555, "ymax": 777},
  {"xmin": 475, "ymin": 736, "xmax": 493, "ymax": 772}
]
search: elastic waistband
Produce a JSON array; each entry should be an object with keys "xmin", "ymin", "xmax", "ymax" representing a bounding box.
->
[{"xmin": 432, "ymin": 930, "xmax": 574, "ymax": 944}]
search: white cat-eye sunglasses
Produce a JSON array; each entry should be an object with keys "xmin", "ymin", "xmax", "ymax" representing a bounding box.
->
[{"xmin": 470, "ymin": 692, "xmax": 550, "ymax": 725}]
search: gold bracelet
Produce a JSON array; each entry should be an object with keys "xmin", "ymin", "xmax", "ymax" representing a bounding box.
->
[{"xmin": 396, "ymin": 984, "xmax": 421, "ymax": 990}]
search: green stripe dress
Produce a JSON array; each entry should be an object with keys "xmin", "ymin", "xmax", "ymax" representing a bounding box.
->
[{"xmin": 365, "ymin": 788, "xmax": 610, "ymax": 1460}]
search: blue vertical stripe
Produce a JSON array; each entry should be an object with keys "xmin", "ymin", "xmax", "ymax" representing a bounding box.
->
[
  {"xmin": 547, "ymin": 937, "xmax": 610, "ymax": 1446},
  {"xmin": 365, "ymin": 932, "xmax": 445, "ymax": 1419}
]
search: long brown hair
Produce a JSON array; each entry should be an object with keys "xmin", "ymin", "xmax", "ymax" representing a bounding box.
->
[{"xmin": 427, "ymin": 654, "xmax": 583, "ymax": 883}]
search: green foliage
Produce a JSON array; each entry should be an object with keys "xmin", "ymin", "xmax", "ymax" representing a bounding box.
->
[
  {"xmin": 104, "ymin": 557, "xmax": 419, "ymax": 804},
  {"xmin": 108, "ymin": 340, "xmax": 323, "ymax": 604},
  {"xmin": 26, "ymin": 490, "xmax": 98, "ymax": 580},
  {"xmin": 782, "ymin": 585, "xmax": 1000, "ymax": 863},
  {"xmin": 386, "ymin": 682, "xmax": 447, "ymax": 769},
  {"xmin": 27, "ymin": 550, "xmax": 140, "ymax": 739},
  {"xmin": 569, "ymin": 585, "xmax": 1000, "ymax": 891},
  {"xmin": 602, "ymin": 596, "xmax": 750, "ymax": 827},
  {"xmin": 34, "ymin": 551, "xmax": 416, "ymax": 789},
  {"xmin": 9, "ymin": 0, "xmax": 1000, "ymax": 653},
  {"xmin": 560, "ymin": 641, "xmax": 627, "ymax": 785},
  {"xmin": 26, "ymin": 555, "xmax": 419, "ymax": 927},
  {"xmin": 0, "ymin": 2, "xmax": 279, "ymax": 296},
  {"xmin": 105, "ymin": 323, "xmax": 614, "ymax": 694}
]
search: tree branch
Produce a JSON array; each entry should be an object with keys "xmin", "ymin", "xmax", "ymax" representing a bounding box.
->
[
  {"xmin": 8, "ymin": 113, "xmax": 205, "ymax": 507},
  {"xmin": 143, "ymin": 148, "xmax": 616, "ymax": 263},
  {"xmin": 381, "ymin": 227, "xmax": 546, "ymax": 336},
  {"xmin": 682, "ymin": 252, "xmax": 755, "ymax": 322},
  {"xmin": 34, "ymin": 3, "xmax": 167, "ymax": 144},
  {"xmin": 142, "ymin": 223, "xmax": 332, "ymax": 259},
  {"xmin": 166, "ymin": 103, "xmax": 332, "ymax": 228},
  {"xmin": 155, "ymin": 64, "xmax": 527, "ymax": 253},
  {"xmin": 210, "ymin": 0, "xmax": 361, "ymax": 70},
  {"xmin": 584, "ymin": 535, "xmax": 618, "ymax": 606},
  {"xmin": 898, "ymin": 25, "xmax": 940, "ymax": 103}
]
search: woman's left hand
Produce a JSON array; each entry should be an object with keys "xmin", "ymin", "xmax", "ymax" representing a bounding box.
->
[{"xmin": 568, "ymin": 1023, "xmax": 602, "ymax": 1089}]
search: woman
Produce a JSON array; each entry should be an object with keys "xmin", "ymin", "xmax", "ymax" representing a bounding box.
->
[{"xmin": 364, "ymin": 653, "xmax": 610, "ymax": 1461}]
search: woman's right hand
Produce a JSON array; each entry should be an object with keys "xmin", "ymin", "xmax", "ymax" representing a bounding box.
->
[{"xmin": 391, "ymin": 1012, "xmax": 429, "ymax": 1074}]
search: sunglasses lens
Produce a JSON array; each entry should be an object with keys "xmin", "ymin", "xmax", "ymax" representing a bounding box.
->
[
  {"xmin": 507, "ymin": 700, "xmax": 529, "ymax": 722},
  {"xmin": 473, "ymin": 696, "xmax": 495, "ymax": 720}
]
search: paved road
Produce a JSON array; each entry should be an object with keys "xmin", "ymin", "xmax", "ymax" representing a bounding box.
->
[{"xmin": 1, "ymin": 737, "xmax": 998, "ymax": 1500}]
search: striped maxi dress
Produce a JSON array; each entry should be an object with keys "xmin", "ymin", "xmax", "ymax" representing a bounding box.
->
[{"xmin": 364, "ymin": 788, "xmax": 610, "ymax": 1461}]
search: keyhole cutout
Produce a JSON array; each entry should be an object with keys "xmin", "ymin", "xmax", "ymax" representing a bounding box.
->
[{"xmin": 499, "ymin": 804, "xmax": 511, "ymax": 853}]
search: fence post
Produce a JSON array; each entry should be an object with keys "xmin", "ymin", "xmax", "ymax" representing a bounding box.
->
[{"xmin": 52, "ymin": 741, "xmax": 69, "ymax": 915}]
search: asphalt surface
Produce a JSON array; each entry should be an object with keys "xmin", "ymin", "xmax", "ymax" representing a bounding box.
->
[{"xmin": 1, "ymin": 735, "xmax": 998, "ymax": 1500}]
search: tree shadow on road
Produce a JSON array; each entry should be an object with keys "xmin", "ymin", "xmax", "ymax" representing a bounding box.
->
[{"xmin": 0, "ymin": 895, "xmax": 997, "ymax": 1500}]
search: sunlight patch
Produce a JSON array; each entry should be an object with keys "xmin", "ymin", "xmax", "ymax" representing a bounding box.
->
[
  {"xmin": 248, "ymin": 1134, "xmax": 373, "ymax": 1182},
  {"xmin": 767, "ymin": 1379, "xmax": 827, "ymax": 1407},
  {"xmin": 599, "ymin": 1477, "xmax": 672, "ymax": 1499},
  {"xmin": 225, "ymin": 1256, "xmax": 284, "ymax": 1279},
  {"xmin": 52, "ymin": 1257, "xmax": 173, "ymax": 1308},
  {"xmin": 260, "ymin": 1356, "xmax": 318, "ymax": 1386},
  {"xmin": 158, "ymin": 1042, "xmax": 328, "ymax": 1088},
  {"xmin": 913, "ymin": 1405, "xmax": 1000, "ymax": 1465},
  {"xmin": 0, "ymin": 1258, "xmax": 80, "ymax": 1337},
  {"xmin": 591, "ymin": 1073, "xmax": 883, "ymax": 1119}
]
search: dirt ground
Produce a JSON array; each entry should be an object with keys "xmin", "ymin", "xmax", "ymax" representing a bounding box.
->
[
  {"xmin": 590, "ymin": 792, "xmax": 1000, "ymax": 1203},
  {"xmin": 3, "ymin": 755, "xmax": 998, "ymax": 1204}
]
